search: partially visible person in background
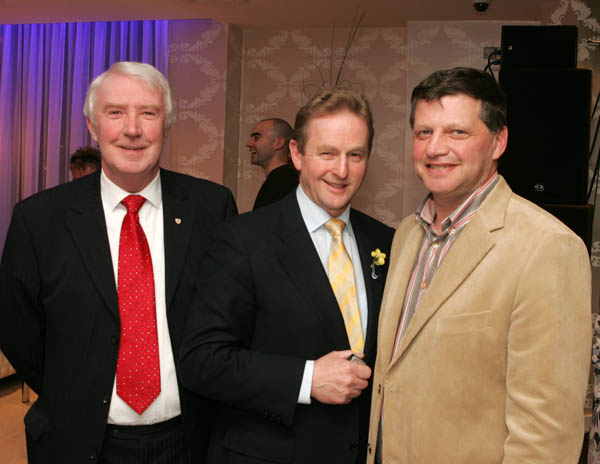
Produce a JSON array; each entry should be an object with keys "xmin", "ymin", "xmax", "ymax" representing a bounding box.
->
[
  {"xmin": 247, "ymin": 118, "xmax": 298, "ymax": 210},
  {"xmin": 70, "ymin": 145, "xmax": 101, "ymax": 179}
]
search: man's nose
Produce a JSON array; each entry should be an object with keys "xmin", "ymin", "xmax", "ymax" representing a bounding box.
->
[
  {"xmin": 123, "ymin": 113, "xmax": 142, "ymax": 137},
  {"xmin": 332, "ymin": 155, "xmax": 348, "ymax": 178},
  {"xmin": 425, "ymin": 132, "xmax": 448, "ymax": 158}
]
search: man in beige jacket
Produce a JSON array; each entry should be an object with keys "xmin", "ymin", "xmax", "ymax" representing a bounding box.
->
[{"xmin": 367, "ymin": 67, "xmax": 591, "ymax": 463}]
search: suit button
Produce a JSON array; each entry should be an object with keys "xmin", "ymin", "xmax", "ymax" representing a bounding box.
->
[
  {"xmin": 378, "ymin": 384, "xmax": 381, "ymax": 394},
  {"xmin": 89, "ymin": 453, "xmax": 96, "ymax": 460},
  {"xmin": 111, "ymin": 336, "xmax": 117, "ymax": 345},
  {"xmin": 102, "ymin": 395, "xmax": 109, "ymax": 404},
  {"xmin": 368, "ymin": 443, "xmax": 372, "ymax": 454}
]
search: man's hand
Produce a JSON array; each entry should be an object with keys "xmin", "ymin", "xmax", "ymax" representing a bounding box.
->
[{"xmin": 310, "ymin": 350, "xmax": 371, "ymax": 405}]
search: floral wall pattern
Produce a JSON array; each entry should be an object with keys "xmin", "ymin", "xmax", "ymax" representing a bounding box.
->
[{"xmin": 167, "ymin": 19, "xmax": 228, "ymax": 184}]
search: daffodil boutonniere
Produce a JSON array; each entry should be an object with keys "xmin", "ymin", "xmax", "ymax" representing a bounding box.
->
[{"xmin": 370, "ymin": 248, "xmax": 386, "ymax": 280}]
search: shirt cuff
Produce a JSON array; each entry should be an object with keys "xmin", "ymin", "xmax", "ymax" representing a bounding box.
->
[{"xmin": 297, "ymin": 360, "xmax": 314, "ymax": 404}]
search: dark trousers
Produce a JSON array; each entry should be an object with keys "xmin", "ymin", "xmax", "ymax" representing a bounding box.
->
[{"xmin": 99, "ymin": 416, "xmax": 187, "ymax": 464}]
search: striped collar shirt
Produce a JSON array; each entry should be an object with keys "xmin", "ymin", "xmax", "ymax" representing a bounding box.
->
[{"xmin": 391, "ymin": 173, "xmax": 499, "ymax": 357}]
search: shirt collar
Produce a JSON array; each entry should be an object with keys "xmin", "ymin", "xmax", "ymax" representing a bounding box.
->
[
  {"xmin": 100, "ymin": 169, "xmax": 162, "ymax": 212},
  {"xmin": 415, "ymin": 172, "xmax": 499, "ymax": 233},
  {"xmin": 296, "ymin": 185, "xmax": 352, "ymax": 234}
]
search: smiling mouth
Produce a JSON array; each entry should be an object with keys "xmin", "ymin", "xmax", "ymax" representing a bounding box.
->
[
  {"xmin": 427, "ymin": 163, "xmax": 456, "ymax": 170},
  {"xmin": 120, "ymin": 146, "xmax": 145, "ymax": 151},
  {"xmin": 324, "ymin": 180, "xmax": 347, "ymax": 190}
]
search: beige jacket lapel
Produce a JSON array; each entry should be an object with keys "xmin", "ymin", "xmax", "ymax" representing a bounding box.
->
[
  {"xmin": 387, "ymin": 178, "xmax": 511, "ymax": 370},
  {"xmin": 376, "ymin": 221, "xmax": 424, "ymax": 368}
]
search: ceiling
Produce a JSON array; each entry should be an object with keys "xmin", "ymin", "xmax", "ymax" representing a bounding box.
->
[{"xmin": 0, "ymin": 0, "xmax": 561, "ymax": 28}]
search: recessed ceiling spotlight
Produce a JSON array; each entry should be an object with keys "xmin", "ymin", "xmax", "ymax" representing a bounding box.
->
[{"xmin": 473, "ymin": 0, "xmax": 490, "ymax": 12}]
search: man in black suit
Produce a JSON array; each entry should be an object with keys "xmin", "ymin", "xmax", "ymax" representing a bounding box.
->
[
  {"xmin": 247, "ymin": 118, "xmax": 298, "ymax": 210},
  {"xmin": 179, "ymin": 88, "xmax": 394, "ymax": 464},
  {"xmin": 0, "ymin": 62, "xmax": 237, "ymax": 464}
]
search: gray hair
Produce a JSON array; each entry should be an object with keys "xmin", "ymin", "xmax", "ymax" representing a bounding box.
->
[{"xmin": 83, "ymin": 61, "xmax": 175, "ymax": 129}]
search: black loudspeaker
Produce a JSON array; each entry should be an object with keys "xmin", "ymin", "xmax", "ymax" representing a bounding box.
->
[
  {"xmin": 501, "ymin": 25, "xmax": 578, "ymax": 70},
  {"xmin": 499, "ymin": 68, "xmax": 591, "ymax": 205},
  {"xmin": 539, "ymin": 203, "xmax": 594, "ymax": 254}
]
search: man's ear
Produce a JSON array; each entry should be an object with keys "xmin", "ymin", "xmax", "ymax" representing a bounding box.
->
[
  {"xmin": 289, "ymin": 139, "xmax": 303, "ymax": 171},
  {"xmin": 86, "ymin": 118, "xmax": 98, "ymax": 142},
  {"xmin": 272, "ymin": 136, "xmax": 286, "ymax": 151},
  {"xmin": 492, "ymin": 125, "xmax": 508, "ymax": 161}
]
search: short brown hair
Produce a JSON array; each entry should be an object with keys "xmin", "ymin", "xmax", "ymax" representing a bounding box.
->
[
  {"xmin": 292, "ymin": 88, "xmax": 374, "ymax": 154},
  {"xmin": 410, "ymin": 67, "xmax": 507, "ymax": 134}
]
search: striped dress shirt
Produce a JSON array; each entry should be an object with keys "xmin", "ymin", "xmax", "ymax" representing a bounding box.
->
[{"xmin": 391, "ymin": 173, "xmax": 500, "ymax": 358}]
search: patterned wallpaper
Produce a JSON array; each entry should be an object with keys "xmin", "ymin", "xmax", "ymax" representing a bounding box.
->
[{"xmin": 167, "ymin": 19, "xmax": 228, "ymax": 184}]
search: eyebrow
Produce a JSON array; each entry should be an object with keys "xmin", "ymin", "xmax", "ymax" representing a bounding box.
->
[
  {"xmin": 102, "ymin": 103, "xmax": 162, "ymax": 111},
  {"xmin": 315, "ymin": 144, "xmax": 367, "ymax": 153}
]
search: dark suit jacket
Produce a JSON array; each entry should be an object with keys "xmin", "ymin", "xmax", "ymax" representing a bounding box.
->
[
  {"xmin": 0, "ymin": 169, "xmax": 237, "ymax": 463},
  {"xmin": 252, "ymin": 164, "xmax": 298, "ymax": 210},
  {"xmin": 179, "ymin": 192, "xmax": 394, "ymax": 464}
]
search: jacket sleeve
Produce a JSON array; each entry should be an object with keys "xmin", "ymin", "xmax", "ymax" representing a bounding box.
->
[
  {"xmin": 0, "ymin": 204, "xmax": 45, "ymax": 393},
  {"xmin": 503, "ymin": 231, "xmax": 591, "ymax": 463},
  {"xmin": 179, "ymin": 220, "xmax": 305, "ymax": 427}
]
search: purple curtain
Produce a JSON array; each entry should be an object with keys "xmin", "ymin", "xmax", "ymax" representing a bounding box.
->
[{"xmin": 0, "ymin": 20, "xmax": 169, "ymax": 250}]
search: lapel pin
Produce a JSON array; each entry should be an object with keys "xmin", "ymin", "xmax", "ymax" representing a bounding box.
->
[{"xmin": 175, "ymin": 218, "xmax": 182, "ymax": 225}]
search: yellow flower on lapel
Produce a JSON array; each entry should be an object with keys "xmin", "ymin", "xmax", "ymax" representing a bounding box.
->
[{"xmin": 370, "ymin": 248, "xmax": 386, "ymax": 279}]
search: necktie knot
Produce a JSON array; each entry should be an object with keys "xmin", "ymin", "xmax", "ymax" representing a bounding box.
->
[
  {"xmin": 325, "ymin": 218, "xmax": 345, "ymax": 238},
  {"xmin": 121, "ymin": 195, "xmax": 146, "ymax": 215}
]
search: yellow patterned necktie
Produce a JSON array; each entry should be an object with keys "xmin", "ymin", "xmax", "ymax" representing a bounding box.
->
[{"xmin": 325, "ymin": 219, "xmax": 364, "ymax": 353}]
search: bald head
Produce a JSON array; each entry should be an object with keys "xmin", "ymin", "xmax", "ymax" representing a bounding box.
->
[{"xmin": 246, "ymin": 118, "xmax": 292, "ymax": 173}]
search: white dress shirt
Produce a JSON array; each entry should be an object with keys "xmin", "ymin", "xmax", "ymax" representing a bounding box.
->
[
  {"xmin": 101, "ymin": 170, "xmax": 181, "ymax": 425},
  {"xmin": 295, "ymin": 186, "xmax": 368, "ymax": 404}
]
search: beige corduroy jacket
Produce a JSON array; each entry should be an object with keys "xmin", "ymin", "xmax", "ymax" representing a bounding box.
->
[{"xmin": 367, "ymin": 177, "xmax": 591, "ymax": 464}]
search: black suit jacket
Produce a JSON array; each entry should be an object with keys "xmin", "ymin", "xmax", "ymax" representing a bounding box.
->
[
  {"xmin": 252, "ymin": 164, "xmax": 298, "ymax": 210},
  {"xmin": 0, "ymin": 169, "xmax": 237, "ymax": 463},
  {"xmin": 179, "ymin": 192, "xmax": 394, "ymax": 464}
]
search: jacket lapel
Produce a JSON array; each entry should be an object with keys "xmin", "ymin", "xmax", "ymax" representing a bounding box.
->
[
  {"xmin": 275, "ymin": 195, "xmax": 350, "ymax": 350},
  {"xmin": 161, "ymin": 170, "xmax": 196, "ymax": 310},
  {"xmin": 387, "ymin": 179, "xmax": 510, "ymax": 370},
  {"xmin": 65, "ymin": 173, "xmax": 119, "ymax": 319},
  {"xmin": 377, "ymin": 222, "xmax": 423, "ymax": 369},
  {"xmin": 351, "ymin": 211, "xmax": 384, "ymax": 362}
]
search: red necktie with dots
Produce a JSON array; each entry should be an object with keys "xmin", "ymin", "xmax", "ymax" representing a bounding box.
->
[{"xmin": 116, "ymin": 195, "xmax": 161, "ymax": 414}]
